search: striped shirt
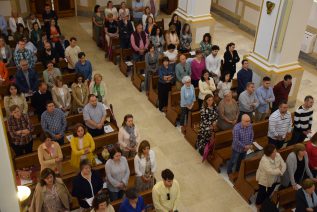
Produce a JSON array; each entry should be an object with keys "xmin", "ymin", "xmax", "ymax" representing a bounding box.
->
[
  {"xmin": 294, "ymin": 105, "xmax": 313, "ymax": 131},
  {"xmin": 232, "ymin": 122, "xmax": 254, "ymax": 153},
  {"xmin": 268, "ymin": 110, "xmax": 292, "ymax": 139}
]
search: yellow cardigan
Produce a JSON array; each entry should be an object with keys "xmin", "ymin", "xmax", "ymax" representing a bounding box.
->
[{"xmin": 70, "ymin": 133, "xmax": 95, "ymax": 169}]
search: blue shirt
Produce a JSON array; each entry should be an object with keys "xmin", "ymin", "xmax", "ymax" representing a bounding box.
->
[
  {"xmin": 232, "ymin": 122, "xmax": 254, "ymax": 153},
  {"xmin": 180, "ymin": 84, "xmax": 196, "ymax": 107},
  {"xmin": 75, "ymin": 60, "xmax": 92, "ymax": 80},
  {"xmin": 132, "ymin": 1, "xmax": 144, "ymax": 19},
  {"xmin": 256, "ymin": 86, "xmax": 275, "ymax": 113},
  {"xmin": 237, "ymin": 68, "xmax": 253, "ymax": 94},
  {"xmin": 41, "ymin": 108, "xmax": 67, "ymax": 137},
  {"xmin": 0, "ymin": 16, "xmax": 8, "ymax": 36},
  {"xmin": 158, "ymin": 65, "xmax": 174, "ymax": 84},
  {"xmin": 119, "ymin": 196, "xmax": 145, "ymax": 212}
]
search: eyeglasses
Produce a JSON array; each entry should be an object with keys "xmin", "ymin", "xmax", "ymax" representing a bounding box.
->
[{"xmin": 167, "ymin": 193, "xmax": 170, "ymax": 200}]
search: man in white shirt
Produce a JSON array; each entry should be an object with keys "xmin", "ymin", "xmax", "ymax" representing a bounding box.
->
[
  {"xmin": 65, "ymin": 37, "xmax": 81, "ymax": 71},
  {"xmin": 206, "ymin": 45, "xmax": 221, "ymax": 84},
  {"xmin": 268, "ymin": 101, "xmax": 292, "ymax": 149}
]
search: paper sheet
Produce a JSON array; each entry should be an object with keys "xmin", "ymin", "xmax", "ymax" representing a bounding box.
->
[
  {"xmin": 189, "ymin": 51, "xmax": 196, "ymax": 56},
  {"xmin": 246, "ymin": 149, "xmax": 254, "ymax": 155},
  {"xmin": 66, "ymin": 135, "xmax": 73, "ymax": 142},
  {"xmin": 253, "ymin": 141, "xmax": 263, "ymax": 150},
  {"xmin": 104, "ymin": 125, "xmax": 114, "ymax": 133},
  {"xmin": 125, "ymin": 61, "xmax": 133, "ymax": 66}
]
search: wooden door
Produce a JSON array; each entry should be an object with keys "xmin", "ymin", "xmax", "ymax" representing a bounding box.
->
[{"xmin": 29, "ymin": 0, "xmax": 75, "ymax": 18}]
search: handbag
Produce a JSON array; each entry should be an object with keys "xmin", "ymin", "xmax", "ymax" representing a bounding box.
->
[{"xmin": 202, "ymin": 128, "xmax": 215, "ymax": 162}]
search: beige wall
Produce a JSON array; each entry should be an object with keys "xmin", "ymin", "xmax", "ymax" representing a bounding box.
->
[{"xmin": 0, "ymin": 0, "xmax": 30, "ymax": 18}]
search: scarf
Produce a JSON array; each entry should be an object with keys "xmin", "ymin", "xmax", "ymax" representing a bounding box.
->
[
  {"xmin": 124, "ymin": 125, "xmax": 137, "ymax": 148},
  {"xmin": 303, "ymin": 190, "xmax": 317, "ymax": 208}
]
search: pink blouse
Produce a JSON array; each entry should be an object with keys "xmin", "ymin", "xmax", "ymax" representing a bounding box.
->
[{"xmin": 191, "ymin": 58, "xmax": 206, "ymax": 80}]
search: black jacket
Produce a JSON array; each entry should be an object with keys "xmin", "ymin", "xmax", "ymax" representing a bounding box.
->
[
  {"xmin": 223, "ymin": 50, "xmax": 240, "ymax": 74},
  {"xmin": 31, "ymin": 90, "xmax": 52, "ymax": 119},
  {"xmin": 296, "ymin": 189, "xmax": 317, "ymax": 212},
  {"xmin": 72, "ymin": 170, "xmax": 103, "ymax": 208}
]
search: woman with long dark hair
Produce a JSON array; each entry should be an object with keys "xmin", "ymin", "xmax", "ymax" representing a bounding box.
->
[
  {"xmin": 180, "ymin": 23, "xmax": 192, "ymax": 53},
  {"xmin": 92, "ymin": 5, "xmax": 105, "ymax": 47},
  {"xmin": 223, "ymin": 42, "xmax": 240, "ymax": 80}
]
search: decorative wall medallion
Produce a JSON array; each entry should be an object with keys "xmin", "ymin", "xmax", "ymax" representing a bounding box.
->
[{"xmin": 266, "ymin": 1, "xmax": 276, "ymax": 14}]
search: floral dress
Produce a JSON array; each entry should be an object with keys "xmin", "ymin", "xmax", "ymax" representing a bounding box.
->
[{"xmin": 196, "ymin": 106, "xmax": 218, "ymax": 155}]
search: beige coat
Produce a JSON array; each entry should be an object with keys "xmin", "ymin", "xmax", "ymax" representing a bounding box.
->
[
  {"xmin": 71, "ymin": 82, "xmax": 89, "ymax": 113},
  {"xmin": 165, "ymin": 32, "xmax": 179, "ymax": 47},
  {"xmin": 51, "ymin": 85, "xmax": 71, "ymax": 110},
  {"xmin": 37, "ymin": 142, "xmax": 63, "ymax": 173},
  {"xmin": 256, "ymin": 153, "xmax": 286, "ymax": 187},
  {"xmin": 3, "ymin": 95, "xmax": 28, "ymax": 117},
  {"xmin": 29, "ymin": 178, "xmax": 72, "ymax": 212},
  {"xmin": 198, "ymin": 77, "xmax": 216, "ymax": 100}
]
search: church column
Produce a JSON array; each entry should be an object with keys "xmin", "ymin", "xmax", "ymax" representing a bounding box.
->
[
  {"xmin": 174, "ymin": 0, "xmax": 216, "ymax": 49},
  {"xmin": 246, "ymin": 0, "xmax": 314, "ymax": 107}
]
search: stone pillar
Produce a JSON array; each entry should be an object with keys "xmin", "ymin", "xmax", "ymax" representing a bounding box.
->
[
  {"xmin": 246, "ymin": 0, "xmax": 314, "ymax": 107},
  {"xmin": 174, "ymin": 0, "xmax": 216, "ymax": 49}
]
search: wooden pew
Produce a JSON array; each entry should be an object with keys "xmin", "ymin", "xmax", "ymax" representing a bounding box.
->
[
  {"xmin": 165, "ymin": 88, "xmax": 199, "ymax": 126},
  {"xmin": 233, "ymin": 145, "xmax": 294, "ymax": 203},
  {"xmin": 148, "ymin": 75, "xmax": 159, "ymax": 107},
  {"xmin": 184, "ymin": 111, "xmax": 201, "ymax": 147},
  {"xmin": 119, "ymin": 49, "xmax": 133, "ymax": 77},
  {"xmin": 132, "ymin": 61, "xmax": 145, "ymax": 92},
  {"xmin": 156, "ymin": 18, "xmax": 164, "ymax": 31},
  {"xmin": 271, "ymin": 186, "xmax": 296, "ymax": 211},
  {"xmin": 108, "ymin": 37, "xmax": 121, "ymax": 65}
]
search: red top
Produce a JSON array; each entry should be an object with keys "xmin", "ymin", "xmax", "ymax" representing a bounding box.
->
[
  {"xmin": 0, "ymin": 61, "xmax": 8, "ymax": 81},
  {"xmin": 273, "ymin": 80, "xmax": 292, "ymax": 104},
  {"xmin": 306, "ymin": 141, "xmax": 317, "ymax": 169},
  {"xmin": 50, "ymin": 26, "xmax": 60, "ymax": 43}
]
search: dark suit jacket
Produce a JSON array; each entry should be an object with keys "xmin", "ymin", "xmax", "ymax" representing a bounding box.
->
[
  {"xmin": 15, "ymin": 69, "xmax": 39, "ymax": 93},
  {"xmin": 223, "ymin": 50, "xmax": 240, "ymax": 75},
  {"xmin": 296, "ymin": 189, "xmax": 317, "ymax": 212}
]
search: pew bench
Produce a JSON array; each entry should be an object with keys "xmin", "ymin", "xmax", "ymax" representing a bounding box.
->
[
  {"xmin": 148, "ymin": 75, "xmax": 159, "ymax": 107},
  {"xmin": 119, "ymin": 49, "xmax": 133, "ymax": 77},
  {"xmin": 132, "ymin": 61, "xmax": 145, "ymax": 92},
  {"xmin": 184, "ymin": 111, "xmax": 200, "ymax": 147}
]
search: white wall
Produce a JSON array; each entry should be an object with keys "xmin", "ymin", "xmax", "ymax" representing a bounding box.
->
[
  {"xmin": 0, "ymin": 0, "xmax": 12, "ymax": 16},
  {"xmin": 0, "ymin": 116, "xmax": 21, "ymax": 212},
  {"xmin": 308, "ymin": 2, "xmax": 317, "ymax": 28},
  {"xmin": 218, "ymin": 0, "xmax": 237, "ymax": 13}
]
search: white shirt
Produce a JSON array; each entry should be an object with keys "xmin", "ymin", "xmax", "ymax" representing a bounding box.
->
[
  {"xmin": 134, "ymin": 150, "xmax": 156, "ymax": 176},
  {"xmin": 206, "ymin": 54, "xmax": 221, "ymax": 77},
  {"xmin": 0, "ymin": 47, "xmax": 6, "ymax": 59},
  {"xmin": 217, "ymin": 81, "xmax": 232, "ymax": 99},
  {"xmin": 118, "ymin": 8, "xmax": 130, "ymax": 20},
  {"xmin": 9, "ymin": 17, "xmax": 25, "ymax": 33},
  {"xmin": 105, "ymin": 7, "xmax": 118, "ymax": 18},
  {"xmin": 163, "ymin": 50, "xmax": 178, "ymax": 63},
  {"xmin": 65, "ymin": 45, "xmax": 81, "ymax": 69},
  {"xmin": 57, "ymin": 87, "xmax": 65, "ymax": 106}
]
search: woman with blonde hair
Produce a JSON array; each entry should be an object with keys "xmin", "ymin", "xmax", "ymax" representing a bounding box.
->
[
  {"xmin": 281, "ymin": 143, "xmax": 317, "ymax": 189},
  {"xmin": 89, "ymin": 73, "xmax": 108, "ymax": 105},
  {"xmin": 70, "ymin": 123, "xmax": 95, "ymax": 169},
  {"xmin": 134, "ymin": 140, "xmax": 156, "ymax": 192},
  {"xmin": 52, "ymin": 76, "xmax": 71, "ymax": 113}
]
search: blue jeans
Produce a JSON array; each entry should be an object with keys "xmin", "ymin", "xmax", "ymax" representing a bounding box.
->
[
  {"xmin": 227, "ymin": 149, "xmax": 246, "ymax": 174},
  {"xmin": 108, "ymin": 190, "xmax": 125, "ymax": 202},
  {"xmin": 132, "ymin": 53, "xmax": 144, "ymax": 62}
]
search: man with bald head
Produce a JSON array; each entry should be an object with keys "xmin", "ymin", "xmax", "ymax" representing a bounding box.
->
[
  {"xmin": 175, "ymin": 54, "xmax": 191, "ymax": 89},
  {"xmin": 227, "ymin": 114, "xmax": 254, "ymax": 175}
]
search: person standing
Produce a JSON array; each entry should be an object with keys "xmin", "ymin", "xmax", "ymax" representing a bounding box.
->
[
  {"xmin": 118, "ymin": 14, "xmax": 134, "ymax": 49},
  {"xmin": 255, "ymin": 76, "xmax": 275, "ymax": 122},
  {"xmin": 132, "ymin": 0, "xmax": 144, "ymax": 24},
  {"xmin": 272, "ymin": 74, "xmax": 292, "ymax": 112},
  {"xmin": 65, "ymin": 37, "xmax": 81, "ymax": 71},
  {"xmin": 217, "ymin": 90, "xmax": 239, "ymax": 131},
  {"xmin": 255, "ymin": 144, "xmax": 286, "ymax": 208},
  {"xmin": 180, "ymin": 76, "xmax": 196, "ymax": 129},
  {"xmin": 223, "ymin": 42, "xmax": 240, "ymax": 80},
  {"xmin": 75, "ymin": 52, "xmax": 93, "ymax": 81},
  {"xmin": 152, "ymin": 169, "xmax": 180, "ymax": 212},
  {"xmin": 191, "ymin": 50, "xmax": 206, "ymax": 88},
  {"xmin": 158, "ymin": 57, "xmax": 174, "ymax": 112},
  {"xmin": 196, "ymin": 94, "xmax": 218, "ymax": 155},
  {"xmin": 31, "ymin": 82, "xmax": 53, "ymax": 120},
  {"xmin": 205, "ymin": 45, "xmax": 221, "ymax": 84},
  {"xmin": 175, "ymin": 54, "xmax": 191, "ymax": 90},
  {"xmin": 41, "ymin": 100, "xmax": 67, "ymax": 145},
  {"xmin": 7, "ymin": 105, "xmax": 33, "ymax": 156},
  {"xmin": 42, "ymin": 3, "xmax": 58, "ymax": 32},
  {"xmin": 130, "ymin": 23, "xmax": 149, "ymax": 61},
  {"xmin": 237, "ymin": 59, "xmax": 252, "ymax": 96},
  {"xmin": 198, "ymin": 70, "xmax": 216, "ymax": 109},
  {"xmin": 14, "ymin": 39, "xmax": 35, "ymax": 68},
  {"xmin": 267, "ymin": 101, "xmax": 292, "ymax": 149},
  {"xmin": 200, "ymin": 33, "xmax": 212, "ymax": 57},
  {"xmin": 92, "ymin": 5, "xmax": 105, "ymax": 47},
  {"xmin": 306, "ymin": 133, "xmax": 317, "ymax": 177},
  {"xmin": 238, "ymin": 82, "xmax": 258, "ymax": 121},
  {"xmin": 144, "ymin": 44, "xmax": 159, "ymax": 94},
  {"xmin": 288, "ymin": 96, "xmax": 314, "ymax": 146},
  {"xmin": 15, "ymin": 59, "xmax": 39, "ymax": 94},
  {"xmin": 119, "ymin": 188, "xmax": 145, "ymax": 212},
  {"xmin": 134, "ymin": 140, "xmax": 156, "ymax": 192},
  {"xmin": 227, "ymin": 114, "xmax": 253, "ymax": 175}
]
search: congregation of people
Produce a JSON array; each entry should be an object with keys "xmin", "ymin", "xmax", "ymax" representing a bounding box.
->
[{"xmin": 1, "ymin": 1, "xmax": 317, "ymax": 211}]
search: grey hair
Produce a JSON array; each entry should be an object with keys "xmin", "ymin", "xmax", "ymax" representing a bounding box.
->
[{"xmin": 182, "ymin": 75, "xmax": 191, "ymax": 84}]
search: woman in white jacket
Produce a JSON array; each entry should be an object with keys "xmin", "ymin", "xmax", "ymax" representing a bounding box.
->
[
  {"xmin": 198, "ymin": 69, "xmax": 216, "ymax": 109},
  {"xmin": 256, "ymin": 144, "xmax": 286, "ymax": 208},
  {"xmin": 134, "ymin": 140, "xmax": 156, "ymax": 192}
]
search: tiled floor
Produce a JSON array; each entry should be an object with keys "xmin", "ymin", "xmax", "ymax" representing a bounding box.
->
[{"xmin": 60, "ymin": 12, "xmax": 317, "ymax": 212}]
